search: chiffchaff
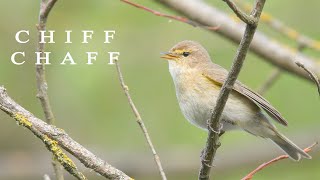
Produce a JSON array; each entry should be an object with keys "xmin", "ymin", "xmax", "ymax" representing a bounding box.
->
[{"xmin": 161, "ymin": 40, "xmax": 311, "ymax": 161}]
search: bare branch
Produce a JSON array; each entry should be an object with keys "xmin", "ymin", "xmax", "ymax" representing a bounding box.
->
[
  {"xmin": 36, "ymin": 0, "xmax": 64, "ymax": 178},
  {"xmin": 43, "ymin": 134, "xmax": 87, "ymax": 180},
  {"xmin": 1, "ymin": 96, "xmax": 86, "ymax": 178},
  {"xmin": 121, "ymin": 0, "xmax": 194, "ymax": 26},
  {"xmin": 52, "ymin": 160, "xmax": 64, "ymax": 180},
  {"xmin": 198, "ymin": 0, "xmax": 266, "ymax": 179},
  {"xmin": 257, "ymin": 40, "xmax": 308, "ymax": 95},
  {"xmin": 114, "ymin": 60, "xmax": 167, "ymax": 180},
  {"xmin": 235, "ymin": 0, "xmax": 320, "ymax": 52},
  {"xmin": 257, "ymin": 68, "xmax": 282, "ymax": 95},
  {"xmin": 39, "ymin": 0, "xmax": 58, "ymax": 24},
  {"xmin": 121, "ymin": 0, "xmax": 220, "ymax": 30},
  {"xmin": 36, "ymin": 0, "xmax": 56, "ymax": 125},
  {"xmin": 242, "ymin": 142, "xmax": 317, "ymax": 180},
  {"xmin": 296, "ymin": 62, "xmax": 320, "ymax": 96},
  {"xmin": 0, "ymin": 86, "xmax": 132, "ymax": 180},
  {"xmin": 154, "ymin": 0, "xmax": 320, "ymax": 82},
  {"xmin": 223, "ymin": 0, "xmax": 257, "ymax": 25}
]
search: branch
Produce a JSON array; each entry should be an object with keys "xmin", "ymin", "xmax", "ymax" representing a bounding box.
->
[
  {"xmin": 256, "ymin": 42, "xmax": 307, "ymax": 95},
  {"xmin": 36, "ymin": 0, "xmax": 56, "ymax": 125},
  {"xmin": 198, "ymin": 0, "xmax": 266, "ymax": 179},
  {"xmin": 154, "ymin": 0, "xmax": 320, "ymax": 82},
  {"xmin": 223, "ymin": 0, "xmax": 257, "ymax": 25},
  {"xmin": 39, "ymin": 0, "xmax": 58, "ymax": 24},
  {"xmin": 121, "ymin": 0, "xmax": 220, "ymax": 30},
  {"xmin": 1, "ymin": 93, "xmax": 85, "ymax": 179},
  {"xmin": 257, "ymin": 68, "xmax": 282, "ymax": 95},
  {"xmin": 242, "ymin": 142, "xmax": 317, "ymax": 180},
  {"xmin": 235, "ymin": 0, "xmax": 320, "ymax": 52},
  {"xmin": 36, "ymin": 0, "xmax": 64, "ymax": 179},
  {"xmin": 114, "ymin": 60, "xmax": 167, "ymax": 180},
  {"xmin": 0, "ymin": 87, "xmax": 132, "ymax": 180},
  {"xmin": 296, "ymin": 62, "xmax": 320, "ymax": 96}
]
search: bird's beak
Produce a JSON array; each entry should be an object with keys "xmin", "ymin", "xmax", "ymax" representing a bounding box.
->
[{"xmin": 160, "ymin": 52, "xmax": 179, "ymax": 60}]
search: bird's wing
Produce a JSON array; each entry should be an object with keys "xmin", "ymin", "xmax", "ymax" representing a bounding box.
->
[{"xmin": 202, "ymin": 63, "xmax": 288, "ymax": 126}]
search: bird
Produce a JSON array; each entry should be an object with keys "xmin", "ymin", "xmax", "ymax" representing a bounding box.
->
[{"xmin": 161, "ymin": 40, "xmax": 311, "ymax": 161}]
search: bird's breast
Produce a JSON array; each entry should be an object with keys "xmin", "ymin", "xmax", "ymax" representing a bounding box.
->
[{"xmin": 169, "ymin": 65, "xmax": 220, "ymax": 129}]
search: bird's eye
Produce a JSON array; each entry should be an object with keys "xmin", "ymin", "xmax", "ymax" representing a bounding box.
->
[{"xmin": 182, "ymin": 52, "xmax": 190, "ymax": 57}]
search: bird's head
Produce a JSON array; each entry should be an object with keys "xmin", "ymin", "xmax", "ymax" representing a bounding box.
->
[{"xmin": 161, "ymin": 40, "xmax": 211, "ymax": 68}]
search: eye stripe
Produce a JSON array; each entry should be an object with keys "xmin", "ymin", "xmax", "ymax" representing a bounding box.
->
[
  {"xmin": 174, "ymin": 49, "xmax": 191, "ymax": 53},
  {"xmin": 173, "ymin": 49, "xmax": 192, "ymax": 57}
]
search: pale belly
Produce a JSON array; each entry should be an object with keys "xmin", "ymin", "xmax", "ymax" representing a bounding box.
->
[
  {"xmin": 172, "ymin": 69, "xmax": 259, "ymax": 131},
  {"xmin": 177, "ymin": 87, "xmax": 259, "ymax": 131}
]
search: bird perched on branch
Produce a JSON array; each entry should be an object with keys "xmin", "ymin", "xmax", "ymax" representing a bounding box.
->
[{"xmin": 161, "ymin": 40, "xmax": 311, "ymax": 161}]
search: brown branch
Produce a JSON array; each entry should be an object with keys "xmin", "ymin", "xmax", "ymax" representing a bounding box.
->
[
  {"xmin": 257, "ymin": 41, "xmax": 307, "ymax": 95},
  {"xmin": 296, "ymin": 62, "xmax": 320, "ymax": 96},
  {"xmin": 235, "ymin": 0, "xmax": 320, "ymax": 52},
  {"xmin": 0, "ymin": 86, "xmax": 132, "ymax": 180},
  {"xmin": 1, "ymin": 91, "xmax": 86, "ymax": 179},
  {"xmin": 223, "ymin": 0, "xmax": 257, "ymax": 25},
  {"xmin": 36, "ymin": 0, "xmax": 65, "ymax": 179},
  {"xmin": 52, "ymin": 157, "xmax": 64, "ymax": 180},
  {"xmin": 242, "ymin": 142, "xmax": 317, "ymax": 180},
  {"xmin": 114, "ymin": 60, "xmax": 167, "ymax": 180},
  {"xmin": 125, "ymin": 0, "xmax": 320, "ymax": 82},
  {"xmin": 257, "ymin": 68, "xmax": 282, "ymax": 95},
  {"xmin": 154, "ymin": 0, "xmax": 320, "ymax": 83},
  {"xmin": 39, "ymin": 0, "xmax": 58, "ymax": 24},
  {"xmin": 121, "ymin": 0, "xmax": 220, "ymax": 30},
  {"xmin": 121, "ymin": 0, "xmax": 193, "ymax": 25},
  {"xmin": 36, "ymin": 0, "xmax": 56, "ymax": 125},
  {"xmin": 198, "ymin": 0, "xmax": 266, "ymax": 179}
]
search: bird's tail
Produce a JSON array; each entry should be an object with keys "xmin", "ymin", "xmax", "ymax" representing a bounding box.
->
[{"xmin": 270, "ymin": 132, "xmax": 311, "ymax": 161}]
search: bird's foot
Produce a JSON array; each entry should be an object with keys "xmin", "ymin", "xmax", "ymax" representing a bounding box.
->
[{"xmin": 206, "ymin": 119, "xmax": 224, "ymax": 135}]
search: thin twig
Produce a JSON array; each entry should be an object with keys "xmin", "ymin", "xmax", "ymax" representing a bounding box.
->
[
  {"xmin": 198, "ymin": 0, "xmax": 266, "ymax": 179},
  {"xmin": 257, "ymin": 68, "xmax": 282, "ymax": 95},
  {"xmin": 36, "ymin": 0, "xmax": 56, "ymax": 124},
  {"xmin": 235, "ymin": 0, "xmax": 320, "ymax": 52},
  {"xmin": 0, "ymin": 86, "xmax": 131, "ymax": 180},
  {"xmin": 114, "ymin": 60, "xmax": 167, "ymax": 180},
  {"xmin": 52, "ymin": 158, "xmax": 64, "ymax": 180},
  {"xmin": 296, "ymin": 62, "xmax": 320, "ymax": 96},
  {"xmin": 256, "ymin": 40, "xmax": 308, "ymax": 95},
  {"xmin": 154, "ymin": 0, "xmax": 320, "ymax": 82},
  {"xmin": 121, "ymin": 0, "xmax": 220, "ymax": 30},
  {"xmin": 242, "ymin": 142, "xmax": 317, "ymax": 180},
  {"xmin": 36, "ymin": 0, "xmax": 65, "ymax": 179},
  {"xmin": 223, "ymin": 0, "xmax": 257, "ymax": 25}
]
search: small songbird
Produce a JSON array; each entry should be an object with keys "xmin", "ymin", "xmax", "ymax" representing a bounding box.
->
[{"xmin": 161, "ymin": 40, "xmax": 311, "ymax": 161}]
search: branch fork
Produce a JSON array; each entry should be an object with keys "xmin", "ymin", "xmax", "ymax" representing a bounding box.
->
[{"xmin": 223, "ymin": 0, "xmax": 258, "ymax": 26}]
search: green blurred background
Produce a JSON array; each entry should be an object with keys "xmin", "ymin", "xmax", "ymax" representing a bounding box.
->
[{"xmin": 0, "ymin": 0, "xmax": 319, "ymax": 179}]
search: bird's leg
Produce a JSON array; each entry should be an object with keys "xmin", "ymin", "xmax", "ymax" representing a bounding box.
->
[
  {"xmin": 218, "ymin": 123, "xmax": 225, "ymax": 136},
  {"xmin": 206, "ymin": 119, "xmax": 219, "ymax": 134},
  {"xmin": 206, "ymin": 118, "xmax": 224, "ymax": 135},
  {"xmin": 219, "ymin": 130, "xmax": 225, "ymax": 137}
]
